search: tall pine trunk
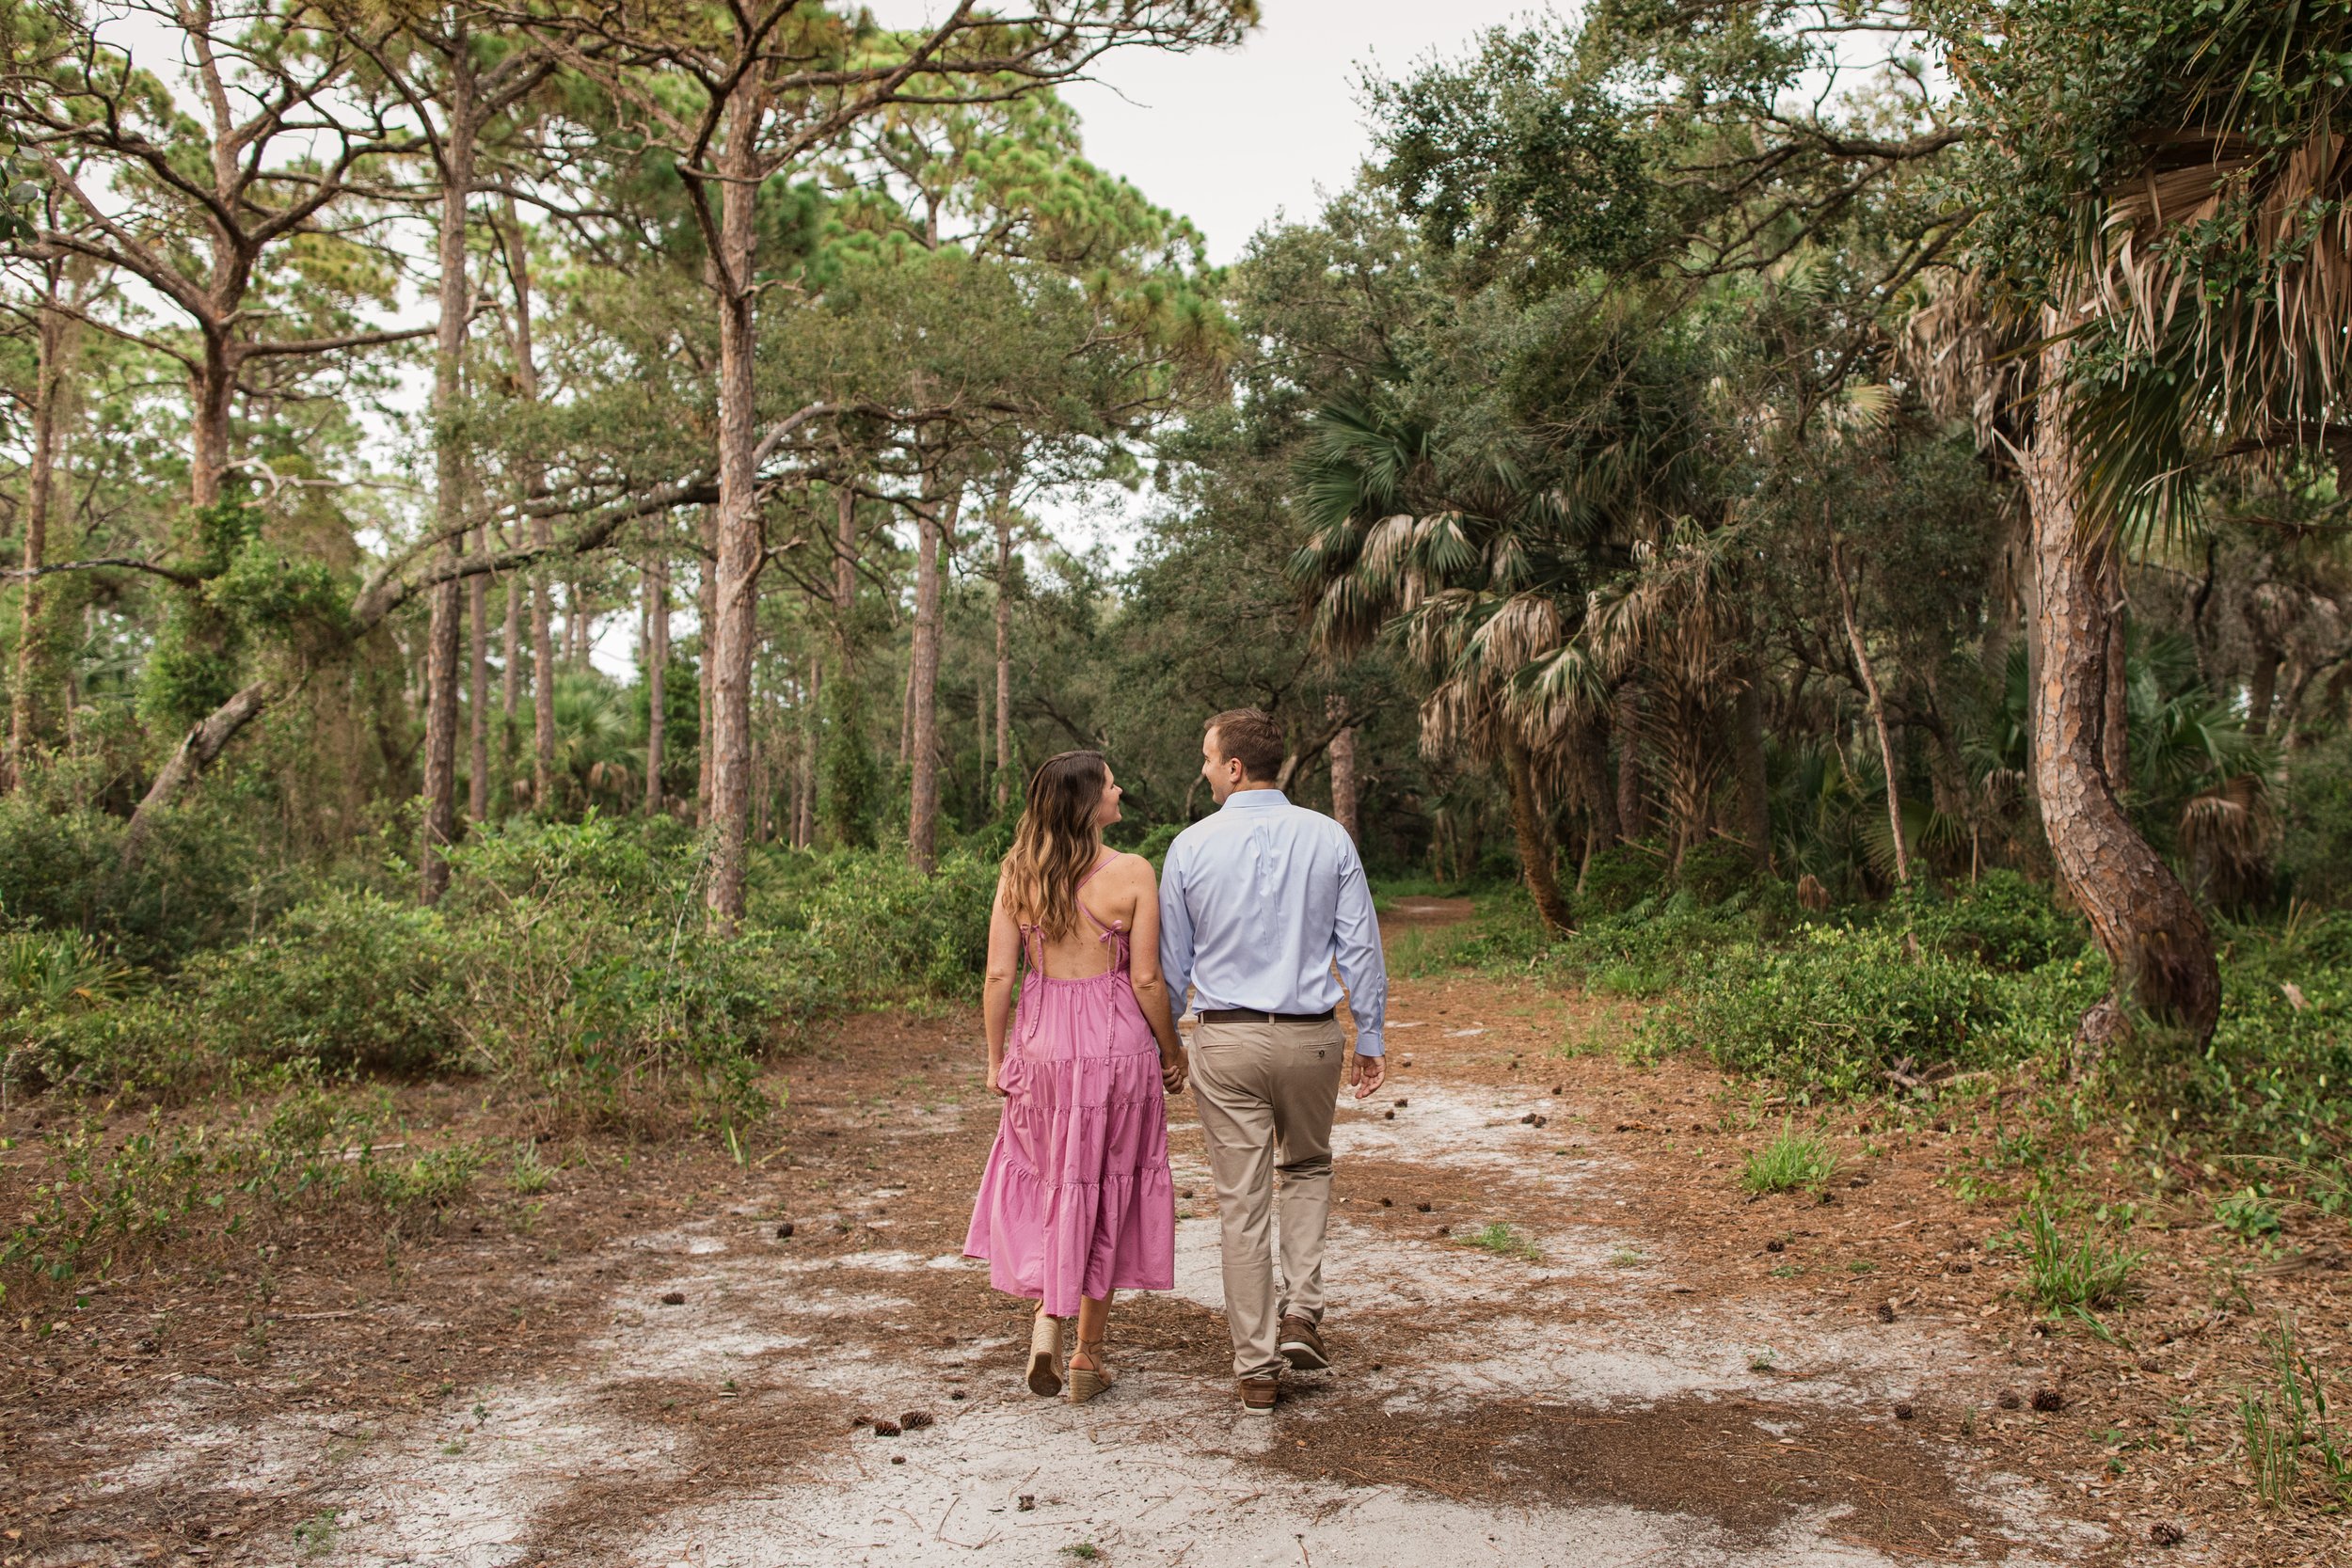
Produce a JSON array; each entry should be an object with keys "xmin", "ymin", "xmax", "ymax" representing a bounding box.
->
[
  {"xmin": 6, "ymin": 293, "xmax": 65, "ymax": 790},
  {"xmin": 993, "ymin": 494, "xmax": 1013, "ymax": 806},
  {"xmin": 698, "ymin": 506, "xmax": 718, "ymax": 827},
  {"xmin": 497, "ymin": 199, "xmax": 557, "ymax": 815},
  {"xmin": 703, "ymin": 93, "xmax": 765, "ymax": 926},
  {"xmin": 499, "ymin": 555, "xmax": 520, "ymax": 811},
  {"xmin": 644, "ymin": 550, "xmax": 668, "ymax": 816},
  {"xmin": 419, "ymin": 47, "xmax": 477, "ymax": 903},
  {"xmin": 468, "ymin": 522, "xmax": 490, "ymax": 822},
  {"xmin": 2025, "ymin": 311, "xmax": 2218, "ymax": 1053},
  {"xmin": 906, "ymin": 487, "xmax": 957, "ymax": 872}
]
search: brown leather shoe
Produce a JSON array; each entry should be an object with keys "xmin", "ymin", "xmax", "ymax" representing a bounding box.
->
[
  {"xmin": 1278, "ymin": 1315, "xmax": 1329, "ymax": 1371},
  {"xmin": 1238, "ymin": 1375, "xmax": 1278, "ymax": 1416}
]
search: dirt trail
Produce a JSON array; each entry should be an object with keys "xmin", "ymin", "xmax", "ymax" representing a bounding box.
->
[{"xmin": 21, "ymin": 911, "xmax": 2218, "ymax": 1566}]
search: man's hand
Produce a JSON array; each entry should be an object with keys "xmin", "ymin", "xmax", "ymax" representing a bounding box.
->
[
  {"xmin": 1161, "ymin": 1043, "xmax": 1189, "ymax": 1096},
  {"xmin": 1347, "ymin": 1052, "xmax": 1386, "ymax": 1100}
]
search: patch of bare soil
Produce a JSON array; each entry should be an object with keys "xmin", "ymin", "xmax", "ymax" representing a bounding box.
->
[{"xmin": 6, "ymin": 919, "xmax": 2348, "ymax": 1566}]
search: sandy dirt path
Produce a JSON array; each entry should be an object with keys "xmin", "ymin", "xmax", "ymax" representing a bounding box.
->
[{"xmin": 15, "ymin": 902, "xmax": 2167, "ymax": 1568}]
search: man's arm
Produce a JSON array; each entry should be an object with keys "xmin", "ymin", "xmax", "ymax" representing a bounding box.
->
[
  {"xmin": 1156, "ymin": 838, "xmax": 1197, "ymax": 1039},
  {"xmin": 1333, "ymin": 838, "xmax": 1389, "ymax": 1090}
]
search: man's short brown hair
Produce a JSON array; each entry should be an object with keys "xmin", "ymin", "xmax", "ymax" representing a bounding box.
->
[{"xmin": 1206, "ymin": 707, "xmax": 1284, "ymax": 784}]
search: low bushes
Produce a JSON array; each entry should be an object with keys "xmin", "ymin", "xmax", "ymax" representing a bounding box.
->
[{"xmin": 1651, "ymin": 924, "xmax": 2080, "ymax": 1101}]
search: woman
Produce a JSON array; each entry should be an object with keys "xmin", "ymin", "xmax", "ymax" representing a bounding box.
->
[{"xmin": 964, "ymin": 750, "xmax": 1186, "ymax": 1404}]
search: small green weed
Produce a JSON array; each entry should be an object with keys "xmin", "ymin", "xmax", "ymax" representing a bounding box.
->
[
  {"xmin": 2239, "ymin": 1317, "xmax": 2352, "ymax": 1510},
  {"xmin": 1740, "ymin": 1124, "xmax": 1837, "ymax": 1195},
  {"xmin": 292, "ymin": 1509, "xmax": 340, "ymax": 1559},
  {"xmin": 509, "ymin": 1141, "xmax": 550, "ymax": 1196},
  {"xmin": 1061, "ymin": 1546, "xmax": 1101, "ymax": 1562},
  {"xmin": 2216, "ymin": 1186, "xmax": 2283, "ymax": 1242},
  {"xmin": 2016, "ymin": 1206, "xmax": 2142, "ymax": 1315},
  {"xmin": 1461, "ymin": 1222, "xmax": 1543, "ymax": 1261}
]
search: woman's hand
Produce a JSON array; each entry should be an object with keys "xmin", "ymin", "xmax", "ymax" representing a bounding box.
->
[
  {"xmin": 987, "ymin": 1061, "xmax": 1009, "ymax": 1099},
  {"xmin": 1159, "ymin": 1042, "xmax": 1188, "ymax": 1096}
]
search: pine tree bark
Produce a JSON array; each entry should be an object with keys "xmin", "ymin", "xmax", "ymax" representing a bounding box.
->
[
  {"xmin": 993, "ymin": 483, "xmax": 1014, "ymax": 806},
  {"xmin": 500, "ymin": 555, "xmax": 520, "ymax": 809},
  {"xmin": 1501, "ymin": 728, "xmax": 1573, "ymax": 935},
  {"xmin": 6, "ymin": 293, "xmax": 65, "ymax": 791},
  {"xmin": 906, "ymin": 487, "xmax": 958, "ymax": 873},
  {"xmin": 698, "ymin": 506, "xmax": 718, "ymax": 827},
  {"xmin": 1328, "ymin": 713, "xmax": 1359, "ymax": 845},
  {"xmin": 496, "ymin": 198, "xmax": 557, "ymax": 814},
  {"xmin": 420, "ymin": 46, "xmax": 478, "ymax": 903},
  {"xmin": 798, "ymin": 657, "xmax": 819, "ymax": 847},
  {"xmin": 468, "ymin": 523, "xmax": 491, "ymax": 822},
  {"xmin": 703, "ymin": 90, "xmax": 766, "ymax": 926},
  {"xmin": 644, "ymin": 549, "xmax": 669, "ymax": 815},
  {"xmin": 2025, "ymin": 311, "xmax": 2219, "ymax": 1051}
]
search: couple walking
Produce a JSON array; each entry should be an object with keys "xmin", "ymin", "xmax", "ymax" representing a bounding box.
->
[{"xmin": 962, "ymin": 707, "xmax": 1389, "ymax": 1415}]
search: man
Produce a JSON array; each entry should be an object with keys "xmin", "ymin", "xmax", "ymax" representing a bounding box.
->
[{"xmin": 1159, "ymin": 707, "xmax": 1389, "ymax": 1416}]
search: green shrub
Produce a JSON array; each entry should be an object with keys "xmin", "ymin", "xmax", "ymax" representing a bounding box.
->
[
  {"xmin": 1900, "ymin": 871, "xmax": 2090, "ymax": 972},
  {"xmin": 2280, "ymin": 736, "xmax": 2352, "ymax": 908},
  {"xmin": 763, "ymin": 847, "xmax": 996, "ymax": 999},
  {"xmin": 1676, "ymin": 837, "xmax": 1761, "ymax": 905},
  {"xmin": 1740, "ymin": 1122, "xmax": 1838, "ymax": 1193},
  {"xmin": 192, "ymin": 890, "xmax": 463, "ymax": 1076},
  {"xmin": 1656, "ymin": 923, "xmax": 2058, "ymax": 1099},
  {"xmin": 1559, "ymin": 889, "xmax": 1783, "ymax": 996},
  {"xmin": 1578, "ymin": 842, "xmax": 1666, "ymax": 914},
  {"xmin": 0, "ymin": 784, "xmax": 294, "ymax": 969}
]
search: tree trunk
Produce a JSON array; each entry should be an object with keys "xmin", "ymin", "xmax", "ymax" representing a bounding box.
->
[
  {"xmin": 798, "ymin": 657, "xmax": 820, "ymax": 847},
  {"xmin": 419, "ymin": 50, "xmax": 477, "ymax": 903},
  {"xmin": 1501, "ymin": 728, "xmax": 1572, "ymax": 935},
  {"xmin": 6, "ymin": 295, "xmax": 66, "ymax": 790},
  {"xmin": 993, "ymin": 483, "xmax": 1014, "ymax": 806},
  {"xmin": 906, "ymin": 488, "xmax": 957, "ymax": 873},
  {"xmin": 188, "ymin": 338, "xmax": 235, "ymax": 513},
  {"xmin": 1832, "ymin": 536, "xmax": 1909, "ymax": 887},
  {"xmin": 497, "ymin": 198, "xmax": 557, "ymax": 815},
  {"xmin": 2248, "ymin": 644, "xmax": 2280, "ymax": 739},
  {"xmin": 2103, "ymin": 597, "xmax": 2130, "ymax": 794},
  {"xmin": 1327, "ymin": 695, "xmax": 1359, "ymax": 845},
  {"xmin": 644, "ymin": 548, "xmax": 669, "ymax": 816},
  {"xmin": 468, "ymin": 524, "xmax": 491, "ymax": 822},
  {"xmin": 1731, "ymin": 665, "xmax": 1772, "ymax": 870},
  {"xmin": 698, "ymin": 506, "xmax": 718, "ymax": 827},
  {"xmin": 2025, "ymin": 310, "xmax": 2219, "ymax": 1051},
  {"xmin": 123, "ymin": 682, "xmax": 270, "ymax": 864},
  {"xmin": 704, "ymin": 93, "xmax": 766, "ymax": 927},
  {"xmin": 500, "ymin": 554, "xmax": 520, "ymax": 811}
]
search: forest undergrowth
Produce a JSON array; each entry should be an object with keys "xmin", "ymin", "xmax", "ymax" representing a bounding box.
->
[
  {"xmin": 1392, "ymin": 854, "xmax": 2352, "ymax": 1518},
  {"xmin": 0, "ymin": 798, "xmax": 999, "ymax": 1313}
]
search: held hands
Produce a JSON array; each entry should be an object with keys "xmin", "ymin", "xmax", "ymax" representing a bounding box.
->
[
  {"xmin": 1160, "ymin": 1042, "xmax": 1189, "ymax": 1096},
  {"xmin": 1347, "ymin": 1051, "xmax": 1386, "ymax": 1100}
]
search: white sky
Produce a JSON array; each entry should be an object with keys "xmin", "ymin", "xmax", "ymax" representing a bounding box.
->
[{"xmin": 1022, "ymin": 1, "xmax": 1560, "ymax": 265}]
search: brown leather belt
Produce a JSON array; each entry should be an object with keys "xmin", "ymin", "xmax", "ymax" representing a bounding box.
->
[{"xmin": 1197, "ymin": 1008, "xmax": 1336, "ymax": 1024}]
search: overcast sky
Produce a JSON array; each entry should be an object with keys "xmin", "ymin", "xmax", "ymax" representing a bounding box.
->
[{"xmin": 878, "ymin": 2, "xmax": 1556, "ymax": 262}]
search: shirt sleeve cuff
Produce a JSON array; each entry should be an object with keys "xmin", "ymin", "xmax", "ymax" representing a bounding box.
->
[{"xmin": 1354, "ymin": 1032, "xmax": 1383, "ymax": 1057}]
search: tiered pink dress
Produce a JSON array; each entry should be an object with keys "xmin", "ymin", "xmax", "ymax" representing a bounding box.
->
[{"xmin": 964, "ymin": 858, "xmax": 1175, "ymax": 1316}]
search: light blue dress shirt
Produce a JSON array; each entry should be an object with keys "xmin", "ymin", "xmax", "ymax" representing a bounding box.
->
[{"xmin": 1157, "ymin": 789, "xmax": 1390, "ymax": 1055}]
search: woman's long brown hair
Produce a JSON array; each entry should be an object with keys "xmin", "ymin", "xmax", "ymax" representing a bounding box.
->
[{"xmin": 1001, "ymin": 750, "xmax": 1110, "ymax": 940}]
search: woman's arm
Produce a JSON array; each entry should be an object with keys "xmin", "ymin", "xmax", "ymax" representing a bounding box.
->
[
  {"xmin": 1122, "ymin": 857, "xmax": 1187, "ymax": 1094},
  {"xmin": 982, "ymin": 882, "xmax": 1022, "ymax": 1097}
]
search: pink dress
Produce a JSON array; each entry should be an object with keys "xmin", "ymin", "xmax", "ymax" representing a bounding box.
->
[{"xmin": 963, "ymin": 858, "xmax": 1176, "ymax": 1316}]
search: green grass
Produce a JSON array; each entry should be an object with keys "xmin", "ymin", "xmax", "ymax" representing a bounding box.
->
[
  {"xmin": 1740, "ymin": 1123, "xmax": 1838, "ymax": 1194},
  {"xmin": 1461, "ymin": 1222, "xmax": 1543, "ymax": 1261},
  {"xmin": 2017, "ymin": 1206, "xmax": 2143, "ymax": 1313},
  {"xmin": 1060, "ymin": 1546, "xmax": 1101, "ymax": 1562}
]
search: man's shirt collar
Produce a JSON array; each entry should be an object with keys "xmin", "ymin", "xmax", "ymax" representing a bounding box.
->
[{"xmin": 1218, "ymin": 788, "xmax": 1290, "ymax": 812}]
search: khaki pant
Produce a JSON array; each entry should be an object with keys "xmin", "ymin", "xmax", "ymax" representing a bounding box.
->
[{"xmin": 1189, "ymin": 1017, "xmax": 1347, "ymax": 1380}]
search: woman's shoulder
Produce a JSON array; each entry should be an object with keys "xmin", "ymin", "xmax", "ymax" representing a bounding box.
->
[{"xmin": 1104, "ymin": 849, "xmax": 1157, "ymax": 884}]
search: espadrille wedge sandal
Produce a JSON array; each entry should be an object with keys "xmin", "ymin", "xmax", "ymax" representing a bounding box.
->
[
  {"xmin": 1026, "ymin": 1312, "xmax": 1065, "ymax": 1397},
  {"xmin": 1065, "ymin": 1337, "xmax": 1113, "ymax": 1404}
]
